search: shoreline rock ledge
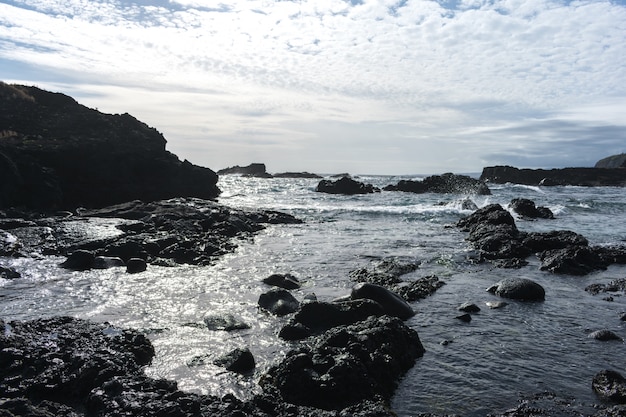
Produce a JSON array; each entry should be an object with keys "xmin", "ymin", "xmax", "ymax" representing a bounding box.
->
[
  {"xmin": 480, "ymin": 164, "xmax": 626, "ymax": 186},
  {"xmin": 0, "ymin": 82, "xmax": 220, "ymax": 210}
]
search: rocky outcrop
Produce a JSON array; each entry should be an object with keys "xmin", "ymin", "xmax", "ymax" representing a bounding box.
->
[
  {"xmin": 3, "ymin": 198, "xmax": 302, "ymax": 267},
  {"xmin": 0, "ymin": 83, "xmax": 220, "ymax": 210},
  {"xmin": 217, "ymin": 163, "xmax": 272, "ymax": 178},
  {"xmin": 384, "ymin": 173, "xmax": 491, "ymax": 195},
  {"xmin": 509, "ymin": 198, "xmax": 554, "ymax": 219},
  {"xmin": 316, "ymin": 176, "xmax": 380, "ymax": 195},
  {"xmin": 457, "ymin": 204, "xmax": 626, "ymax": 275},
  {"xmin": 595, "ymin": 153, "xmax": 626, "ymax": 168},
  {"xmin": 261, "ymin": 315, "xmax": 425, "ymax": 411},
  {"xmin": 480, "ymin": 165, "xmax": 626, "ymax": 186}
]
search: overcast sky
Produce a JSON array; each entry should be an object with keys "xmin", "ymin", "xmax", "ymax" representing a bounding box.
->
[{"xmin": 1, "ymin": 0, "xmax": 625, "ymax": 175}]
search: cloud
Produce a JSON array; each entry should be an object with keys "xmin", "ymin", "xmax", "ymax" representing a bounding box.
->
[{"xmin": 1, "ymin": 0, "xmax": 625, "ymax": 173}]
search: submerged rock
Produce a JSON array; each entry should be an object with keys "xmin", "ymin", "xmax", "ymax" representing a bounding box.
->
[
  {"xmin": 588, "ymin": 330, "xmax": 623, "ymax": 342},
  {"xmin": 487, "ymin": 278, "xmax": 545, "ymax": 301},
  {"xmin": 204, "ymin": 313, "xmax": 250, "ymax": 331}
]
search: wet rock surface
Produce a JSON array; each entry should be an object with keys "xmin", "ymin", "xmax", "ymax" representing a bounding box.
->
[
  {"xmin": 487, "ymin": 278, "xmax": 545, "ymax": 301},
  {"xmin": 261, "ymin": 315, "xmax": 425, "ymax": 411},
  {"xmin": 316, "ymin": 176, "xmax": 380, "ymax": 195},
  {"xmin": 457, "ymin": 203, "xmax": 626, "ymax": 275},
  {"xmin": 481, "ymin": 165, "xmax": 626, "ymax": 187},
  {"xmin": 1, "ymin": 198, "xmax": 302, "ymax": 267},
  {"xmin": 383, "ymin": 172, "xmax": 491, "ymax": 195}
]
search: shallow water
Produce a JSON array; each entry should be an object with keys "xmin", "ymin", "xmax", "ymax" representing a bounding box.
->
[{"xmin": 1, "ymin": 175, "xmax": 625, "ymax": 415}]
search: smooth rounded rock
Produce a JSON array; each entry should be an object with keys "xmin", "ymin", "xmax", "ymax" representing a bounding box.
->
[
  {"xmin": 60, "ymin": 250, "xmax": 95, "ymax": 271},
  {"xmin": 258, "ymin": 288, "xmax": 299, "ymax": 316},
  {"xmin": 588, "ymin": 329, "xmax": 623, "ymax": 341},
  {"xmin": 351, "ymin": 282, "xmax": 415, "ymax": 320},
  {"xmin": 487, "ymin": 278, "xmax": 545, "ymax": 301},
  {"xmin": 126, "ymin": 258, "xmax": 147, "ymax": 274}
]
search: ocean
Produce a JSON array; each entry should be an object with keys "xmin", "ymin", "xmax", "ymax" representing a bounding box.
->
[{"xmin": 1, "ymin": 174, "xmax": 625, "ymax": 416}]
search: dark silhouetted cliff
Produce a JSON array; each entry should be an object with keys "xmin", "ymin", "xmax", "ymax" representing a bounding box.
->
[
  {"xmin": 0, "ymin": 82, "xmax": 220, "ymax": 210},
  {"xmin": 480, "ymin": 165, "xmax": 626, "ymax": 186}
]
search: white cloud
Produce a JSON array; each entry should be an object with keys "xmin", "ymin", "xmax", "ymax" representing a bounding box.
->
[{"xmin": 1, "ymin": 0, "xmax": 625, "ymax": 174}]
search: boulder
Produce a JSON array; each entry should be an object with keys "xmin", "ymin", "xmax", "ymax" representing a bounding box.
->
[
  {"xmin": 260, "ymin": 315, "xmax": 425, "ymax": 410},
  {"xmin": 588, "ymin": 330, "xmax": 623, "ymax": 341},
  {"xmin": 263, "ymin": 273, "xmax": 301, "ymax": 290},
  {"xmin": 280, "ymin": 299, "xmax": 385, "ymax": 340},
  {"xmin": 60, "ymin": 249, "xmax": 95, "ymax": 271},
  {"xmin": 383, "ymin": 173, "xmax": 491, "ymax": 195},
  {"xmin": 539, "ymin": 246, "xmax": 606, "ymax": 275},
  {"xmin": 349, "ymin": 258, "xmax": 420, "ymax": 287},
  {"xmin": 92, "ymin": 256, "xmax": 125, "ymax": 269},
  {"xmin": 316, "ymin": 177, "xmax": 380, "ymax": 195},
  {"xmin": 213, "ymin": 347, "xmax": 256, "ymax": 374},
  {"xmin": 126, "ymin": 258, "xmax": 147, "ymax": 274},
  {"xmin": 0, "ymin": 265, "xmax": 20, "ymax": 279},
  {"xmin": 509, "ymin": 198, "xmax": 554, "ymax": 219},
  {"xmin": 392, "ymin": 275, "xmax": 446, "ymax": 302},
  {"xmin": 487, "ymin": 278, "xmax": 545, "ymax": 301},
  {"xmin": 258, "ymin": 288, "xmax": 300, "ymax": 316},
  {"xmin": 351, "ymin": 283, "xmax": 415, "ymax": 320},
  {"xmin": 458, "ymin": 302, "xmax": 481, "ymax": 313},
  {"xmin": 592, "ymin": 369, "xmax": 626, "ymax": 403},
  {"xmin": 204, "ymin": 313, "xmax": 250, "ymax": 331}
]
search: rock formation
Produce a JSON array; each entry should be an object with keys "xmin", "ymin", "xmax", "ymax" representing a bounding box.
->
[
  {"xmin": 217, "ymin": 163, "xmax": 272, "ymax": 177},
  {"xmin": 480, "ymin": 165, "xmax": 626, "ymax": 186},
  {"xmin": 384, "ymin": 173, "xmax": 491, "ymax": 195},
  {"xmin": 0, "ymin": 82, "xmax": 220, "ymax": 210}
]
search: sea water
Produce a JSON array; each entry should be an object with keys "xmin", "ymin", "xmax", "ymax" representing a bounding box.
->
[{"xmin": 1, "ymin": 175, "xmax": 625, "ymax": 415}]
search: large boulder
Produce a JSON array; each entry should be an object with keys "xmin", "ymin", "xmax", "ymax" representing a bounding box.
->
[
  {"xmin": 487, "ymin": 278, "xmax": 545, "ymax": 301},
  {"xmin": 592, "ymin": 370, "xmax": 626, "ymax": 403},
  {"xmin": 351, "ymin": 283, "xmax": 415, "ymax": 320},
  {"xmin": 258, "ymin": 288, "xmax": 300, "ymax": 316},
  {"xmin": 316, "ymin": 177, "xmax": 380, "ymax": 195},
  {"xmin": 0, "ymin": 83, "xmax": 220, "ymax": 210},
  {"xmin": 509, "ymin": 198, "xmax": 554, "ymax": 219},
  {"xmin": 260, "ymin": 315, "xmax": 425, "ymax": 410}
]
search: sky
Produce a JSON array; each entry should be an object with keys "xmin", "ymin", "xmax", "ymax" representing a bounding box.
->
[{"xmin": 1, "ymin": 0, "xmax": 625, "ymax": 175}]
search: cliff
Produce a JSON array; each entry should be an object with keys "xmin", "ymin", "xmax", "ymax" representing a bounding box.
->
[
  {"xmin": 480, "ymin": 165, "xmax": 626, "ymax": 186},
  {"xmin": 0, "ymin": 82, "xmax": 220, "ymax": 210},
  {"xmin": 595, "ymin": 153, "xmax": 626, "ymax": 168}
]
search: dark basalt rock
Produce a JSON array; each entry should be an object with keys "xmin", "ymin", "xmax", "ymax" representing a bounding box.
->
[
  {"xmin": 258, "ymin": 288, "xmax": 300, "ymax": 316},
  {"xmin": 263, "ymin": 273, "xmax": 302, "ymax": 290},
  {"xmin": 392, "ymin": 275, "xmax": 446, "ymax": 302},
  {"xmin": 588, "ymin": 329, "xmax": 623, "ymax": 341},
  {"xmin": 383, "ymin": 173, "xmax": 491, "ymax": 195},
  {"xmin": 509, "ymin": 198, "xmax": 554, "ymax": 219},
  {"xmin": 0, "ymin": 83, "xmax": 220, "ymax": 211},
  {"xmin": 585, "ymin": 278, "xmax": 626, "ymax": 295},
  {"xmin": 592, "ymin": 370, "xmax": 626, "ymax": 403},
  {"xmin": 455, "ymin": 313, "xmax": 472, "ymax": 323},
  {"xmin": 126, "ymin": 257, "xmax": 147, "ymax": 274},
  {"xmin": 487, "ymin": 278, "xmax": 545, "ymax": 301},
  {"xmin": 60, "ymin": 249, "xmax": 95, "ymax": 270},
  {"xmin": 92, "ymin": 255, "xmax": 125, "ymax": 269},
  {"xmin": 217, "ymin": 163, "xmax": 272, "ymax": 178},
  {"xmin": 316, "ymin": 176, "xmax": 380, "ymax": 195},
  {"xmin": 272, "ymin": 172, "xmax": 323, "ymax": 178},
  {"xmin": 213, "ymin": 347, "xmax": 256, "ymax": 374},
  {"xmin": 351, "ymin": 283, "xmax": 415, "ymax": 320},
  {"xmin": 279, "ymin": 299, "xmax": 385, "ymax": 340},
  {"xmin": 0, "ymin": 265, "xmax": 20, "ymax": 279},
  {"xmin": 18, "ymin": 198, "xmax": 301, "ymax": 267},
  {"xmin": 204, "ymin": 313, "xmax": 250, "ymax": 331},
  {"xmin": 349, "ymin": 258, "xmax": 421, "ymax": 287},
  {"xmin": 480, "ymin": 165, "xmax": 626, "ymax": 187},
  {"xmin": 539, "ymin": 245, "xmax": 606, "ymax": 275},
  {"xmin": 522, "ymin": 230, "xmax": 588, "ymax": 252},
  {"xmin": 458, "ymin": 302, "xmax": 481, "ymax": 313},
  {"xmin": 260, "ymin": 315, "xmax": 425, "ymax": 411}
]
